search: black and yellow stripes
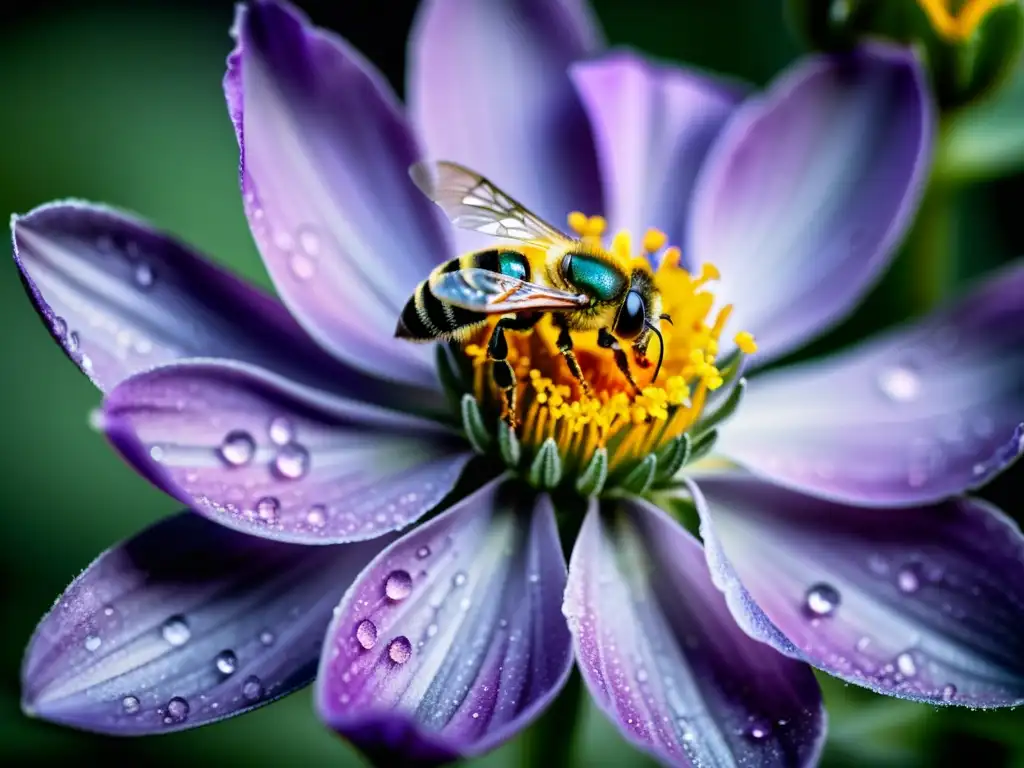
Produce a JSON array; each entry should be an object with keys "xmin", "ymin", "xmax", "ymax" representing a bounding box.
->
[{"xmin": 395, "ymin": 249, "xmax": 532, "ymax": 341}]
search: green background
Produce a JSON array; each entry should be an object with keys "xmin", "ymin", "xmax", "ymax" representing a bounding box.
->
[{"xmin": 0, "ymin": 1, "xmax": 1021, "ymax": 765}]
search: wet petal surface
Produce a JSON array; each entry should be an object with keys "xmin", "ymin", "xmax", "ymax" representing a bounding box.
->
[
  {"xmin": 227, "ymin": 1, "xmax": 447, "ymax": 388},
  {"xmin": 696, "ymin": 474, "xmax": 1024, "ymax": 707},
  {"xmin": 689, "ymin": 44, "xmax": 932, "ymax": 363},
  {"xmin": 571, "ymin": 52, "xmax": 742, "ymax": 258},
  {"xmin": 318, "ymin": 478, "xmax": 571, "ymax": 762},
  {"xmin": 409, "ymin": 0, "xmax": 602, "ymax": 254},
  {"xmin": 103, "ymin": 360, "xmax": 471, "ymax": 544},
  {"xmin": 10, "ymin": 202, "xmax": 395, "ymax": 399},
  {"xmin": 22, "ymin": 511, "xmax": 389, "ymax": 735},
  {"xmin": 718, "ymin": 263, "xmax": 1024, "ymax": 506},
  {"xmin": 565, "ymin": 497, "xmax": 825, "ymax": 767}
]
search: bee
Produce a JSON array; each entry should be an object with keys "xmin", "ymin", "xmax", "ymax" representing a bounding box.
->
[{"xmin": 395, "ymin": 161, "xmax": 670, "ymax": 425}]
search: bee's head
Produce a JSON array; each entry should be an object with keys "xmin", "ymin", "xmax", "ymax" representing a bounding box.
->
[{"xmin": 613, "ymin": 270, "xmax": 669, "ymax": 381}]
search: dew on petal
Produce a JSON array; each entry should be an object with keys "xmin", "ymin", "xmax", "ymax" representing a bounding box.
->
[
  {"xmin": 416, "ymin": 545, "xmax": 431, "ymax": 559},
  {"xmin": 896, "ymin": 652, "xmax": 917, "ymax": 677},
  {"xmin": 803, "ymin": 583, "xmax": 840, "ymax": 617},
  {"xmin": 259, "ymin": 630, "xmax": 275, "ymax": 646},
  {"xmin": 268, "ymin": 417, "xmax": 294, "ymax": 446},
  {"xmin": 134, "ymin": 262, "xmax": 155, "ymax": 289},
  {"xmin": 273, "ymin": 443, "xmax": 310, "ymax": 480},
  {"xmin": 355, "ymin": 619, "xmax": 378, "ymax": 650},
  {"xmin": 121, "ymin": 695, "xmax": 140, "ymax": 714},
  {"xmin": 452, "ymin": 571, "xmax": 468, "ymax": 588},
  {"xmin": 219, "ymin": 430, "xmax": 256, "ymax": 467},
  {"xmin": 306, "ymin": 505, "xmax": 327, "ymax": 528},
  {"xmin": 161, "ymin": 616, "xmax": 191, "ymax": 647},
  {"xmin": 52, "ymin": 316, "xmax": 68, "ymax": 339},
  {"xmin": 384, "ymin": 570, "xmax": 413, "ymax": 601},
  {"xmin": 241, "ymin": 675, "xmax": 263, "ymax": 702},
  {"xmin": 897, "ymin": 565, "xmax": 921, "ymax": 594},
  {"xmin": 256, "ymin": 497, "xmax": 280, "ymax": 524},
  {"xmin": 163, "ymin": 696, "xmax": 189, "ymax": 724},
  {"xmin": 941, "ymin": 684, "xmax": 957, "ymax": 701},
  {"xmin": 744, "ymin": 717, "xmax": 771, "ymax": 741},
  {"xmin": 388, "ymin": 636, "xmax": 412, "ymax": 664},
  {"xmin": 878, "ymin": 366, "xmax": 920, "ymax": 402},
  {"xmin": 215, "ymin": 650, "xmax": 237, "ymax": 675}
]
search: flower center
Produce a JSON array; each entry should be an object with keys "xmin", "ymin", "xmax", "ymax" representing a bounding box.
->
[
  {"xmin": 917, "ymin": 0, "xmax": 1007, "ymax": 40},
  {"xmin": 448, "ymin": 214, "xmax": 757, "ymax": 496}
]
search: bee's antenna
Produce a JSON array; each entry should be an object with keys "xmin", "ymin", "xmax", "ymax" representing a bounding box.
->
[
  {"xmin": 659, "ymin": 313, "xmax": 673, "ymax": 325},
  {"xmin": 644, "ymin": 320, "xmax": 666, "ymax": 383}
]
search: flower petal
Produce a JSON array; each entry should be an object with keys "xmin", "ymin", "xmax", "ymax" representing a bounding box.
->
[
  {"xmin": 317, "ymin": 477, "xmax": 572, "ymax": 762},
  {"xmin": 718, "ymin": 263, "xmax": 1024, "ymax": 506},
  {"xmin": 21, "ymin": 511, "xmax": 389, "ymax": 735},
  {"xmin": 227, "ymin": 1, "xmax": 448, "ymax": 388},
  {"xmin": 696, "ymin": 473, "xmax": 1024, "ymax": 707},
  {"xmin": 10, "ymin": 202, "xmax": 406, "ymax": 400},
  {"xmin": 570, "ymin": 51, "xmax": 742, "ymax": 256},
  {"xmin": 102, "ymin": 360, "xmax": 472, "ymax": 544},
  {"xmin": 688, "ymin": 44, "xmax": 932, "ymax": 363},
  {"xmin": 409, "ymin": 0, "xmax": 603, "ymax": 253},
  {"xmin": 565, "ymin": 497, "xmax": 825, "ymax": 767}
]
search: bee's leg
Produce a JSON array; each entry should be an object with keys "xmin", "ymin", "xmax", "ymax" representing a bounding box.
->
[
  {"xmin": 553, "ymin": 314, "xmax": 591, "ymax": 395},
  {"xmin": 487, "ymin": 317, "xmax": 519, "ymax": 427},
  {"xmin": 598, "ymin": 328, "xmax": 641, "ymax": 395}
]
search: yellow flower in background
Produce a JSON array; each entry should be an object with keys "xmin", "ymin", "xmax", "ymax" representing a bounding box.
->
[{"xmin": 917, "ymin": 0, "xmax": 1015, "ymax": 40}]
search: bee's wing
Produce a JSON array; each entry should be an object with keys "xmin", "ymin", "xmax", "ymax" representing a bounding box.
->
[
  {"xmin": 411, "ymin": 161, "xmax": 574, "ymax": 247},
  {"xmin": 431, "ymin": 268, "xmax": 589, "ymax": 314}
]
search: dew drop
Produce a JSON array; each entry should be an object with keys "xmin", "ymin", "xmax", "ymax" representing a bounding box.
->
[
  {"xmin": 121, "ymin": 695, "xmax": 140, "ymax": 714},
  {"xmin": 744, "ymin": 717, "xmax": 771, "ymax": 741},
  {"xmin": 941, "ymin": 684, "xmax": 957, "ymax": 702},
  {"xmin": 416, "ymin": 545, "xmax": 431, "ymax": 559},
  {"xmin": 388, "ymin": 636, "xmax": 412, "ymax": 664},
  {"xmin": 52, "ymin": 316, "xmax": 68, "ymax": 339},
  {"xmin": 896, "ymin": 652, "xmax": 917, "ymax": 677},
  {"xmin": 161, "ymin": 616, "xmax": 191, "ymax": 647},
  {"xmin": 241, "ymin": 675, "xmax": 263, "ymax": 701},
  {"xmin": 163, "ymin": 696, "xmax": 189, "ymax": 724},
  {"xmin": 268, "ymin": 417, "xmax": 293, "ymax": 446},
  {"xmin": 384, "ymin": 570, "xmax": 413, "ymax": 601},
  {"xmin": 219, "ymin": 430, "xmax": 256, "ymax": 467},
  {"xmin": 636, "ymin": 668, "xmax": 649, "ymax": 683},
  {"xmin": 134, "ymin": 262, "xmax": 155, "ymax": 289},
  {"xmin": 306, "ymin": 505, "xmax": 326, "ymax": 528},
  {"xmin": 84, "ymin": 635, "xmax": 101, "ymax": 652},
  {"xmin": 298, "ymin": 226, "xmax": 321, "ymax": 256},
  {"xmin": 355, "ymin": 619, "xmax": 378, "ymax": 650},
  {"xmin": 856, "ymin": 636, "xmax": 872, "ymax": 652},
  {"xmin": 878, "ymin": 366, "xmax": 920, "ymax": 403},
  {"xmin": 259, "ymin": 630, "xmax": 275, "ymax": 646},
  {"xmin": 67, "ymin": 331, "xmax": 80, "ymax": 353},
  {"xmin": 256, "ymin": 497, "xmax": 280, "ymax": 524},
  {"xmin": 273, "ymin": 443, "xmax": 310, "ymax": 480},
  {"xmin": 289, "ymin": 253, "xmax": 316, "ymax": 280},
  {"xmin": 273, "ymin": 230, "xmax": 294, "ymax": 251},
  {"xmin": 452, "ymin": 571, "xmax": 468, "ymax": 588},
  {"xmin": 215, "ymin": 650, "xmax": 237, "ymax": 675},
  {"xmin": 897, "ymin": 565, "xmax": 921, "ymax": 594},
  {"xmin": 803, "ymin": 583, "xmax": 840, "ymax": 618}
]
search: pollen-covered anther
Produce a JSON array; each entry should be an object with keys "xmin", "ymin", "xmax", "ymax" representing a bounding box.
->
[{"xmin": 459, "ymin": 214, "xmax": 758, "ymax": 489}]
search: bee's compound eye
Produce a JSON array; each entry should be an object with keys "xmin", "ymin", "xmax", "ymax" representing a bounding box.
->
[{"xmin": 614, "ymin": 290, "xmax": 646, "ymax": 339}]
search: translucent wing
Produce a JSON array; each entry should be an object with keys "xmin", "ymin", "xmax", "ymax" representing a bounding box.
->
[
  {"xmin": 410, "ymin": 161, "xmax": 574, "ymax": 246},
  {"xmin": 431, "ymin": 268, "xmax": 589, "ymax": 314}
]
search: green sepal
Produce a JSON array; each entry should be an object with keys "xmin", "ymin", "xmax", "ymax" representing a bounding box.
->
[
  {"xmin": 619, "ymin": 453, "xmax": 657, "ymax": 496},
  {"xmin": 575, "ymin": 447, "xmax": 608, "ymax": 498},
  {"xmin": 436, "ymin": 345, "xmax": 467, "ymax": 409},
  {"xmin": 497, "ymin": 420, "xmax": 521, "ymax": 468},
  {"xmin": 695, "ymin": 378, "xmax": 747, "ymax": 436},
  {"xmin": 528, "ymin": 438, "xmax": 563, "ymax": 490},
  {"xmin": 654, "ymin": 434, "xmax": 692, "ymax": 484},
  {"xmin": 688, "ymin": 429, "xmax": 719, "ymax": 466},
  {"xmin": 460, "ymin": 394, "xmax": 491, "ymax": 454}
]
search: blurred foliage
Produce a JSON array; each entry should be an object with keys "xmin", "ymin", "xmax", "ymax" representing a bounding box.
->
[{"xmin": 0, "ymin": 0, "xmax": 1021, "ymax": 766}]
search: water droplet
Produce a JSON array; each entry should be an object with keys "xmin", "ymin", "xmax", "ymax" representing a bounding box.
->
[
  {"xmin": 259, "ymin": 630, "xmax": 275, "ymax": 646},
  {"xmin": 215, "ymin": 650, "xmax": 237, "ymax": 675},
  {"xmin": 388, "ymin": 636, "xmax": 412, "ymax": 664},
  {"xmin": 289, "ymin": 253, "xmax": 316, "ymax": 280},
  {"xmin": 896, "ymin": 652, "xmax": 917, "ymax": 677},
  {"xmin": 744, "ymin": 717, "xmax": 771, "ymax": 741},
  {"xmin": 385, "ymin": 570, "xmax": 413, "ymax": 601},
  {"xmin": 67, "ymin": 331, "xmax": 80, "ymax": 353},
  {"xmin": 241, "ymin": 675, "xmax": 263, "ymax": 701},
  {"xmin": 803, "ymin": 583, "xmax": 840, "ymax": 617},
  {"xmin": 452, "ymin": 571, "xmax": 468, "ymax": 588},
  {"xmin": 273, "ymin": 443, "xmax": 310, "ymax": 480},
  {"xmin": 897, "ymin": 565, "xmax": 921, "ymax": 594},
  {"xmin": 84, "ymin": 635, "xmax": 101, "ymax": 652},
  {"xmin": 355, "ymin": 619, "xmax": 378, "ymax": 650},
  {"xmin": 268, "ymin": 417, "xmax": 293, "ymax": 446},
  {"xmin": 941, "ymin": 684, "xmax": 957, "ymax": 702},
  {"xmin": 256, "ymin": 497, "xmax": 280, "ymax": 524},
  {"xmin": 161, "ymin": 616, "xmax": 191, "ymax": 647},
  {"xmin": 52, "ymin": 316, "xmax": 67, "ymax": 338},
  {"xmin": 273, "ymin": 230, "xmax": 294, "ymax": 251},
  {"xmin": 306, "ymin": 505, "xmax": 326, "ymax": 528},
  {"xmin": 219, "ymin": 430, "xmax": 256, "ymax": 467},
  {"xmin": 636, "ymin": 668, "xmax": 649, "ymax": 683},
  {"xmin": 149, "ymin": 445, "xmax": 165, "ymax": 462},
  {"xmin": 416, "ymin": 545, "xmax": 431, "ymax": 559},
  {"xmin": 528, "ymin": 572, "xmax": 540, "ymax": 583},
  {"xmin": 121, "ymin": 695, "xmax": 140, "ymax": 714},
  {"xmin": 298, "ymin": 226, "xmax": 321, "ymax": 256},
  {"xmin": 856, "ymin": 636, "xmax": 872, "ymax": 652},
  {"xmin": 134, "ymin": 262, "xmax": 155, "ymax": 289},
  {"xmin": 163, "ymin": 696, "xmax": 189, "ymax": 724},
  {"xmin": 878, "ymin": 366, "xmax": 920, "ymax": 402}
]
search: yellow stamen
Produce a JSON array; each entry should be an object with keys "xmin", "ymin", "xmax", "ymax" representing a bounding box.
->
[
  {"xmin": 917, "ymin": 0, "xmax": 1009, "ymax": 40},
  {"xmin": 462, "ymin": 213, "xmax": 756, "ymax": 479}
]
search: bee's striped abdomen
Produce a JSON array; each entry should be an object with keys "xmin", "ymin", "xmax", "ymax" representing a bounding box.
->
[{"xmin": 395, "ymin": 250, "xmax": 532, "ymax": 341}]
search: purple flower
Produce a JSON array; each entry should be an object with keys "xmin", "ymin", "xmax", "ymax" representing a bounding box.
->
[{"xmin": 13, "ymin": 1, "xmax": 1024, "ymax": 766}]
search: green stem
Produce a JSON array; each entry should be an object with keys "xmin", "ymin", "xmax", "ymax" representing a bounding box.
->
[
  {"xmin": 521, "ymin": 668, "xmax": 585, "ymax": 768},
  {"xmin": 905, "ymin": 174, "xmax": 957, "ymax": 313}
]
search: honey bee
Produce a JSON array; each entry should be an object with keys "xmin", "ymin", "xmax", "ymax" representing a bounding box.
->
[{"xmin": 396, "ymin": 161, "xmax": 670, "ymax": 425}]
